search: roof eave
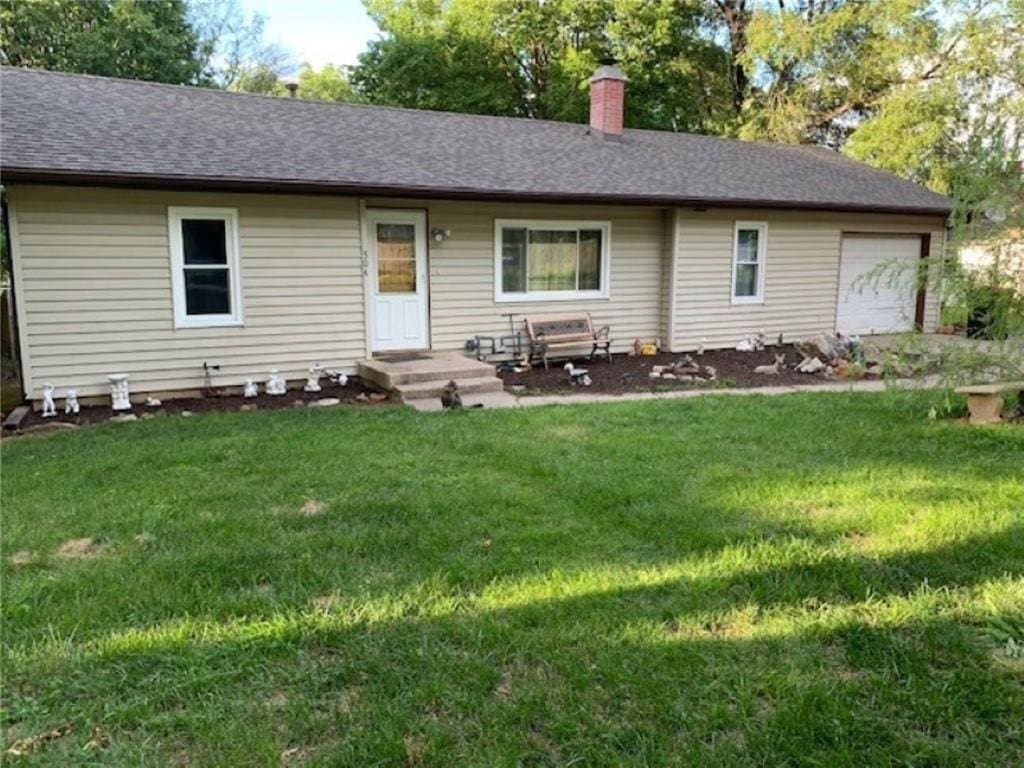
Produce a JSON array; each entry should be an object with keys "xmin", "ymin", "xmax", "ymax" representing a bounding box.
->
[{"xmin": 0, "ymin": 167, "xmax": 953, "ymax": 218}]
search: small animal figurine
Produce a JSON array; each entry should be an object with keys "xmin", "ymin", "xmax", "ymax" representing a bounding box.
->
[
  {"xmin": 564, "ymin": 362, "xmax": 591, "ymax": 386},
  {"xmin": 697, "ymin": 338, "xmax": 707, "ymax": 356},
  {"xmin": 243, "ymin": 379, "xmax": 259, "ymax": 398},
  {"xmin": 41, "ymin": 383, "xmax": 57, "ymax": 417},
  {"xmin": 441, "ymin": 380, "xmax": 463, "ymax": 410},
  {"xmin": 703, "ymin": 365, "xmax": 717, "ymax": 381},
  {"xmin": 755, "ymin": 329, "xmax": 767, "ymax": 351},
  {"xmin": 304, "ymin": 364, "xmax": 324, "ymax": 393},
  {"xmin": 335, "ymin": 372, "xmax": 349, "ymax": 387},
  {"xmin": 754, "ymin": 353, "xmax": 786, "ymax": 375},
  {"xmin": 145, "ymin": 396, "xmax": 161, "ymax": 407},
  {"xmin": 64, "ymin": 389, "xmax": 80, "ymax": 415},
  {"xmin": 632, "ymin": 338, "xmax": 643, "ymax": 357},
  {"xmin": 796, "ymin": 357, "xmax": 826, "ymax": 374},
  {"xmin": 266, "ymin": 370, "xmax": 287, "ymax": 396},
  {"xmin": 735, "ymin": 336, "xmax": 756, "ymax": 352},
  {"xmin": 777, "ymin": 332, "xmax": 785, "ymax": 347}
]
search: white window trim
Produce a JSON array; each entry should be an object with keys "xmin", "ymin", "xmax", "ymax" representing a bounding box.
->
[
  {"xmin": 168, "ymin": 206, "xmax": 244, "ymax": 328},
  {"xmin": 493, "ymin": 219, "xmax": 612, "ymax": 303},
  {"xmin": 731, "ymin": 220, "xmax": 767, "ymax": 305}
]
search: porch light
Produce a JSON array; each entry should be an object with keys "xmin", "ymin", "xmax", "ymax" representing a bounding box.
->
[{"xmin": 432, "ymin": 227, "xmax": 450, "ymax": 242}]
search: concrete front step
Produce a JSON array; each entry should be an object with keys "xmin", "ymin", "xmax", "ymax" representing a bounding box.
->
[
  {"xmin": 393, "ymin": 376, "xmax": 505, "ymax": 401},
  {"xmin": 357, "ymin": 351, "xmax": 497, "ymax": 389}
]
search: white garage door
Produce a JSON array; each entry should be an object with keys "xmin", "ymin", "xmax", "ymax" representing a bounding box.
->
[{"xmin": 836, "ymin": 235, "xmax": 919, "ymax": 335}]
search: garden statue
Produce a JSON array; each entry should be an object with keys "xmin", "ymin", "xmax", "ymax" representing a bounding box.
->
[
  {"xmin": 243, "ymin": 379, "xmax": 259, "ymax": 398},
  {"xmin": 145, "ymin": 396, "xmax": 161, "ymax": 407},
  {"xmin": 336, "ymin": 372, "xmax": 348, "ymax": 387},
  {"xmin": 266, "ymin": 370, "xmax": 286, "ymax": 396},
  {"xmin": 754, "ymin": 353, "xmax": 786, "ymax": 375},
  {"xmin": 64, "ymin": 389, "xmax": 80, "ymax": 415},
  {"xmin": 108, "ymin": 374, "xmax": 131, "ymax": 411},
  {"xmin": 41, "ymin": 383, "xmax": 57, "ymax": 417},
  {"xmin": 304, "ymin": 364, "xmax": 324, "ymax": 393},
  {"xmin": 735, "ymin": 336, "xmax": 756, "ymax": 352},
  {"xmin": 564, "ymin": 362, "xmax": 591, "ymax": 386},
  {"xmin": 697, "ymin": 338, "xmax": 706, "ymax": 356}
]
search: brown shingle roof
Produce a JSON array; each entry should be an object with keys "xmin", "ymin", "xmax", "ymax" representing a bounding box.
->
[{"xmin": 0, "ymin": 67, "xmax": 950, "ymax": 215}]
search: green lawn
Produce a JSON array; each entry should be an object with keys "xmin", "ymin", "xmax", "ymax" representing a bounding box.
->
[{"xmin": 2, "ymin": 392, "xmax": 1023, "ymax": 766}]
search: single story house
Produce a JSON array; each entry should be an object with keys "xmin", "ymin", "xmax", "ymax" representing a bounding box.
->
[{"xmin": 0, "ymin": 65, "xmax": 951, "ymax": 403}]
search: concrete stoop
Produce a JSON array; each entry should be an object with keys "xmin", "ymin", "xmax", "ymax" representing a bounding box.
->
[{"xmin": 357, "ymin": 352, "xmax": 504, "ymax": 403}]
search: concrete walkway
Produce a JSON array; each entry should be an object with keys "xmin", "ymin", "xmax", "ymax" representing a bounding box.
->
[{"xmin": 407, "ymin": 377, "xmax": 936, "ymax": 412}]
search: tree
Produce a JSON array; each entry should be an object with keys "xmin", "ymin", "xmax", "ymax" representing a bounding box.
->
[
  {"xmin": 231, "ymin": 62, "xmax": 358, "ymax": 102},
  {"xmin": 1, "ymin": 0, "xmax": 205, "ymax": 84},
  {"xmin": 352, "ymin": 31, "xmax": 525, "ymax": 115},
  {"xmin": 296, "ymin": 63, "xmax": 357, "ymax": 102},
  {"xmin": 187, "ymin": 0, "xmax": 296, "ymax": 88},
  {"xmin": 353, "ymin": 0, "xmax": 730, "ymax": 130}
]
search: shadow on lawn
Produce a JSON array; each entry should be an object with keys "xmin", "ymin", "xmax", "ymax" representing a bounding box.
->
[{"xmin": 8, "ymin": 538, "xmax": 1022, "ymax": 764}]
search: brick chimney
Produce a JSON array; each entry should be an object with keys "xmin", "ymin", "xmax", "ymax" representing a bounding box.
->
[{"xmin": 589, "ymin": 60, "xmax": 627, "ymax": 137}]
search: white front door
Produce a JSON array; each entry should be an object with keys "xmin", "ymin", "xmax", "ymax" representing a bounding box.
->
[
  {"xmin": 836, "ymin": 235, "xmax": 919, "ymax": 335},
  {"xmin": 367, "ymin": 209, "xmax": 428, "ymax": 352}
]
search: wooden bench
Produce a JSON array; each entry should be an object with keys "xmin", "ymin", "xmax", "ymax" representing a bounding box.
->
[
  {"xmin": 525, "ymin": 313, "xmax": 612, "ymax": 369},
  {"xmin": 955, "ymin": 381, "xmax": 1024, "ymax": 424}
]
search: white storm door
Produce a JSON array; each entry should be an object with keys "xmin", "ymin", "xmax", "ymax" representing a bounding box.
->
[
  {"xmin": 367, "ymin": 210, "xmax": 428, "ymax": 351},
  {"xmin": 836, "ymin": 235, "xmax": 919, "ymax": 335}
]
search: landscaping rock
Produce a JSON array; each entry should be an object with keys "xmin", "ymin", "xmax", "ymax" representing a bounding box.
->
[
  {"xmin": 109, "ymin": 413, "xmax": 138, "ymax": 423},
  {"xmin": 308, "ymin": 397, "xmax": 340, "ymax": 408},
  {"xmin": 239, "ymin": 403, "xmax": 258, "ymax": 412}
]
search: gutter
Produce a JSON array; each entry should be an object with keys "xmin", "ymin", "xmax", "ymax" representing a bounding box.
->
[{"xmin": 0, "ymin": 168, "xmax": 953, "ymax": 218}]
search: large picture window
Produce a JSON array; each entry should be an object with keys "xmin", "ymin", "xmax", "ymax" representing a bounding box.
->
[
  {"xmin": 168, "ymin": 207, "xmax": 243, "ymax": 328},
  {"xmin": 495, "ymin": 220, "xmax": 610, "ymax": 302},
  {"xmin": 732, "ymin": 221, "xmax": 766, "ymax": 304}
]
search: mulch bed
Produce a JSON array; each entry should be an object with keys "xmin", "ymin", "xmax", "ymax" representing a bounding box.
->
[
  {"xmin": 499, "ymin": 344, "xmax": 862, "ymax": 395},
  {"xmin": 12, "ymin": 378, "xmax": 391, "ymax": 431}
]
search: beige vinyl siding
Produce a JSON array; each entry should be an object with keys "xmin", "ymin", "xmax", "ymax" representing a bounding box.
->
[
  {"xmin": 671, "ymin": 208, "xmax": 946, "ymax": 351},
  {"xmin": 9, "ymin": 186, "xmax": 366, "ymax": 400},
  {"xmin": 364, "ymin": 199, "xmax": 667, "ymax": 354}
]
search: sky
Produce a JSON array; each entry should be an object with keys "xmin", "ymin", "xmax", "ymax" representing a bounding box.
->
[{"xmin": 238, "ymin": 0, "xmax": 380, "ymax": 68}]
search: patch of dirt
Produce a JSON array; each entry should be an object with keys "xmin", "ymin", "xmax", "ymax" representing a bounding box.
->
[
  {"xmin": 403, "ymin": 734, "xmax": 426, "ymax": 766},
  {"xmin": 4, "ymin": 723, "xmax": 72, "ymax": 756},
  {"xmin": 336, "ymin": 687, "xmax": 359, "ymax": 715},
  {"xmin": 493, "ymin": 668, "xmax": 514, "ymax": 701},
  {"xmin": 84, "ymin": 726, "xmax": 110, "ymax": 750},
  {"xmin": 281, "ymin": 745, "xmax": 312, "ymax": 765},
  {"xmin": 500, "ymin": 344, "xmax": 870, "ymax": 395},
  {"xmin": 265, "ymin": 691, "xmax": 289, "ymax": 709},
  {"xmin": 313, "ymin": 593, "xmax": 337, "ymax": 612},
  {"xmin": 14, "ymin": 378, "xmax": 391, "ymax": 430},
  {"xmin": 9, "ymin": 550, "xmax": 36, "ymax": 566},
  {"xmin": 299, "ymin": 499, "xmax": 326, "ymax": 517},
  {"xmin": 55, "ymin": 537, "xmax": 107, "ymax": 558}
]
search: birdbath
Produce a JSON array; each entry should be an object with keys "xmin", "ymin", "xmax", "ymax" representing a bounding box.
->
[{"xmin": 108, "ymin": 373, "xmax": 131, "ymax": 411}]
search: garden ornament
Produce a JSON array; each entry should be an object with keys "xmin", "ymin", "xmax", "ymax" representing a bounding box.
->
[{"xmin": 41, "ymin": 383, "xmax": 57, "ymax": 417}]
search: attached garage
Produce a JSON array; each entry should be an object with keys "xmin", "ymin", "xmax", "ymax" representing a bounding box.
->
[{"xmin": 836, "ymin": 235, "xmax": 922, "ymax": 335}]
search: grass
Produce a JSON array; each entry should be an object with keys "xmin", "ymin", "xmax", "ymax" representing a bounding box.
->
[{"xmin": 2, "ymin": 391, "xmax": 1022, "ymax": 766}]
